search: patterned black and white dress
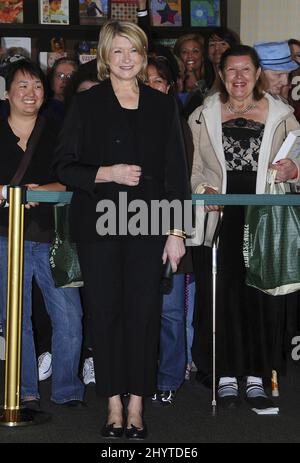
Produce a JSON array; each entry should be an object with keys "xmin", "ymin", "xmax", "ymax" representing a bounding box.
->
[{"xmin": 193, "ymin": 118, "xmax": 287, "ymax": 379}]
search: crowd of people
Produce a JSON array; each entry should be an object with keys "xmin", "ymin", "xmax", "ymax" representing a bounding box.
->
[{"xmin": 1, "ymin": 0, "xmax": 300, "ymax": 440}]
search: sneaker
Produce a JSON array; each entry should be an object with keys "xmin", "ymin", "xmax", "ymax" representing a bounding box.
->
[
  {"xmin": 82, "ymin": 357, "xmax": 95, "ymax": 385},
  {"xmin": 38, "ymin": 352, "xmax": 52, "ymax": 381},
  {"xmin": 151, "ymin": 390, "xmax": 176, "ymax": 406}
]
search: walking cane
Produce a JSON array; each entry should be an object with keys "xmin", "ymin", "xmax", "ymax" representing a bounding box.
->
[{"xmin": 211, "ymin": 210, "xmax": 224, "ymax": 416}]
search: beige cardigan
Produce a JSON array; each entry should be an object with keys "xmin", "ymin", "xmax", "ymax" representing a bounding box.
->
[{"xmin": 189, "ymin": 92, "xmax": 300, "ymax": 246}]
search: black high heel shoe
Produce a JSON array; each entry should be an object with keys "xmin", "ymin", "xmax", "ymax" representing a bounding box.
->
[{"xmin": 101, "ymin": 422, "xmax": 124, "ymax": 439}]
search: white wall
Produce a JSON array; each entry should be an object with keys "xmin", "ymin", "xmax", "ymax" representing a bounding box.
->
[{"xmin": 240, "ymin": 0, "xmax": 300, "ymax": 45}]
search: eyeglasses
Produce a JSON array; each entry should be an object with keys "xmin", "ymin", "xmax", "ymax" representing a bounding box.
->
[{"xmin": 55, "ymin": 72, "xmax": 74, "ymax": 81}]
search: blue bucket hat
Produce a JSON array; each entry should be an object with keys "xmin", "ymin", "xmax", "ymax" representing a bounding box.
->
[{"xmin": 254, "ymin": 41, "xmax": 298, "ymax": 72}]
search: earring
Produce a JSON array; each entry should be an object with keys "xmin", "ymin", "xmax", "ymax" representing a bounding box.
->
[{"xmin": 4, "ymin": 91, "xmax": 8, "ymax": 99}]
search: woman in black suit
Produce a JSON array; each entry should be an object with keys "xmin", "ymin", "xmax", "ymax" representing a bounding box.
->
[{"xmin": 54, "ymin": 20, "xmax": 189, "ymax": 439}]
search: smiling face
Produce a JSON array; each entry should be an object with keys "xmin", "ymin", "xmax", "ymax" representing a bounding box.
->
[
  {"xmin": 220, "ymin": 54, "xmax": 261, "ymax": 101},
  {"xmin": 179, "ymin": 39, "xmax": 203, "ymax": 74},
  {"xmin": 108, "ymin": 34, "xmax": 143, "ymax": 83},
  {"xmin": 7, "ymin": 70, "xmax": 44, "ymax": 117}
]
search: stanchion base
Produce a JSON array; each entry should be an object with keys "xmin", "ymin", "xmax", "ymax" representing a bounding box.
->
[{"xmin": 0, "ymin": 407, "xmax": 52, "ymax": 427}]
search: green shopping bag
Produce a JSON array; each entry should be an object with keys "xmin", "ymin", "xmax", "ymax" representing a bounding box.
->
[
  {"xmin": 243, "ymin": 204, "xmax": 300, "ymax": 295},
  {"xmin": 49, "ymin": 204, "xmax": 84, "ymax": 288}
]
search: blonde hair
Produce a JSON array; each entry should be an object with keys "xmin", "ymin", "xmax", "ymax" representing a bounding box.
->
[{"xmin": 97, "ymin": 20, "xmax": 148, "ymax": 82}]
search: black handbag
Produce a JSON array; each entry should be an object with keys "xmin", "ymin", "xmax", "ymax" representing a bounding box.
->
[{"xmin": 160, "ymin": 260, "xmax": 173, "ymax": 294}]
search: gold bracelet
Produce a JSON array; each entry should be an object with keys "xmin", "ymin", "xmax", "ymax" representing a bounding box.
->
[{"xmin": 166, "ymin": 229, "xmax": 186, "ymax": 239}]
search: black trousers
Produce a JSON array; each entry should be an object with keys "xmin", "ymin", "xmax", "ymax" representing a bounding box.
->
[
  {"xmin": 77, "ymin": 239, "xmax": 165, "ymax": 397},
  {"xmin": 32, "ymin": 279, "xmax": 52, "ymax": 356}
]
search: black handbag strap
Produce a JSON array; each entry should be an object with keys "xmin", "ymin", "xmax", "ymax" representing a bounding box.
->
[{"xmin": 10, "ymin": 115, "xmax": 46, "ymax": 186}]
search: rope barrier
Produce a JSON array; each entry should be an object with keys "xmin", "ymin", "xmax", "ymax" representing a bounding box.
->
[
  {"xmin": 26, "ymin": 191, "xmax": 300, "ymax": 206},
  {"xmin": 192, "ymin": 194, "xmax": 300, "ymax": 206},
  {"xmin": 26, "ymin": 191, "xmax": 72, "ymax": 204}
]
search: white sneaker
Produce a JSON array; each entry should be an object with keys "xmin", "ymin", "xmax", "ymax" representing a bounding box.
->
[
  {"xmin": 38, "ymin": 351, "xmax": 52, "ymax": 381},
  {"xmin": 83, "ymin": 357, "xmax": 95, "ymax": 385}
]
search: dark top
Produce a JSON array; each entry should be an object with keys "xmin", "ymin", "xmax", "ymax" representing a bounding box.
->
[
  {"xmin": 54, "ymin": 78, "xmax": 189, "ymax": 243},
  {"xmin": 121, "ymin": 107, "xmax": 138, "ymax": 165},
  {"xmin": 0, "ymin": 118, "xmax": 58, "ymax": 242},
  {"xmin": 42, "ymin": 98, "xmax": 65, "ymax": 126}
]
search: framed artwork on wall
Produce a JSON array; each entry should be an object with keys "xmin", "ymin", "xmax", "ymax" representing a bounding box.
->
[
  {"xmin": 150, "ymin": 0, "xmax": 182, "ymax": 28},
  {"xmin": 190, "ymin": 0, "xmax": 221, "ymax": 27},
  {"xmin": 78, "ymin": 0, "xmax": 109, "ymax": 25},
  {"xmin": 39, "ymin": 0, "xmax": 69, "ymax": 25},
  {"xmin": 0, "ymin": 0, "xmax": 23, "ymax": 24},
  {"xmin": 110, "ymin": 0, "xmax": 137, "ymax": 23}
]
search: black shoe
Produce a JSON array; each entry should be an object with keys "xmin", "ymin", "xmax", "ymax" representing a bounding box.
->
[
  {"xmin": 59, "ymin": 400, "xmax": 87, "ymax": 408},
  {"xmin": 217, "ymin": 382, "xmax": 240, "ymax": 410},
  {"xmin": 101, "ymin": 422, "xmax": 124, "ymax": 439},
  {"xmin": 195, "ymin": 370, "xmax": 212, "ymax": 389},
  {"xmin": 245, "ymin": 383, "xmax": 278, "ymax": 411},
  {"xmin": 20, "ymin": 399, "xmax": 41, "ymax": 411},
  {"xmin": 151, "ymin": 390, "xmax": 175, "ymax": 407},
  {"xmin": 218, "ymin": 395, "xmax": 240, "ymax": 410},
  {"xmin": 246, "ymin": 395, "xmax": 276, "ymax": 409},
  {"xmin": 125, "ymin": 423, "xmax": 148, "ymax": 440}
]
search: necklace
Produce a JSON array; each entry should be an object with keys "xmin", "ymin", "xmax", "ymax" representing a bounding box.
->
[{"xmin": 226, "ymin": 101, "xmax": 256, "ymax": 114}]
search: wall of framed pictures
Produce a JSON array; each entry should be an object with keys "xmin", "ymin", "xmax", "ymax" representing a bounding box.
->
[
  {"xmin": 0, "ymin": 1, "xmax": 227, "ymax": 38},
  {"xmin": 150, "ymin": 0, "xmax": 224, "ymax": 29},
  {"xmin": 0, "ymin": 1, "xmax": 228, "ymax": 65}
]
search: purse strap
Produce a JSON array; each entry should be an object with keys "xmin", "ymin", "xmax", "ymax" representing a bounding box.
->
[{"xmin": 10, "ymin": 115, "xmax": 46, "ymax": 186}]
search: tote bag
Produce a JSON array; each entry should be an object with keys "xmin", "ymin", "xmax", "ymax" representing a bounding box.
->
[
  {"xmin": 243, "ymin": 170, "xmax": 300, "ymax": 296},
  {"xmin": 49, "ymin": 204, "xmax": 83, "ymax": 288}
]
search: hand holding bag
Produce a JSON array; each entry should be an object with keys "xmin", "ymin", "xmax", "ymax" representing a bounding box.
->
[{"xmin": 160, "ymin": 260, "xmax": 173, "ymax": 294}]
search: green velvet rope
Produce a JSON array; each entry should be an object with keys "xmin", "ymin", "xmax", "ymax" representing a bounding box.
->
[{"xmin": 25, "ymin": 190, "xmax": 300, "ymax": 206}]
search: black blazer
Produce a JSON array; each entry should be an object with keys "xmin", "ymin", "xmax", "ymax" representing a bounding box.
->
[{"xmin": 54, "ymin": 79, "xmax": 189, "ymax": 242}]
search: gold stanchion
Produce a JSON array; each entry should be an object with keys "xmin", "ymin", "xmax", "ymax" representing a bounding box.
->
[{"xmin": 0, "ymin": 186, "xmax": 51, "ymax": 426}]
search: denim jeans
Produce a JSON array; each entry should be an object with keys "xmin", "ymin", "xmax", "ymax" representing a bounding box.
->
[
  {"xmin": 0, "ymin": 237, "xmax": 84, "ymax": 403},
  {"xmin": 157, "ymin": 274, "xmax": 186, "ymax": 391},
  {"xmin": 186, "ymin": 274, "xmax": 195, "ymax": 366}
]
